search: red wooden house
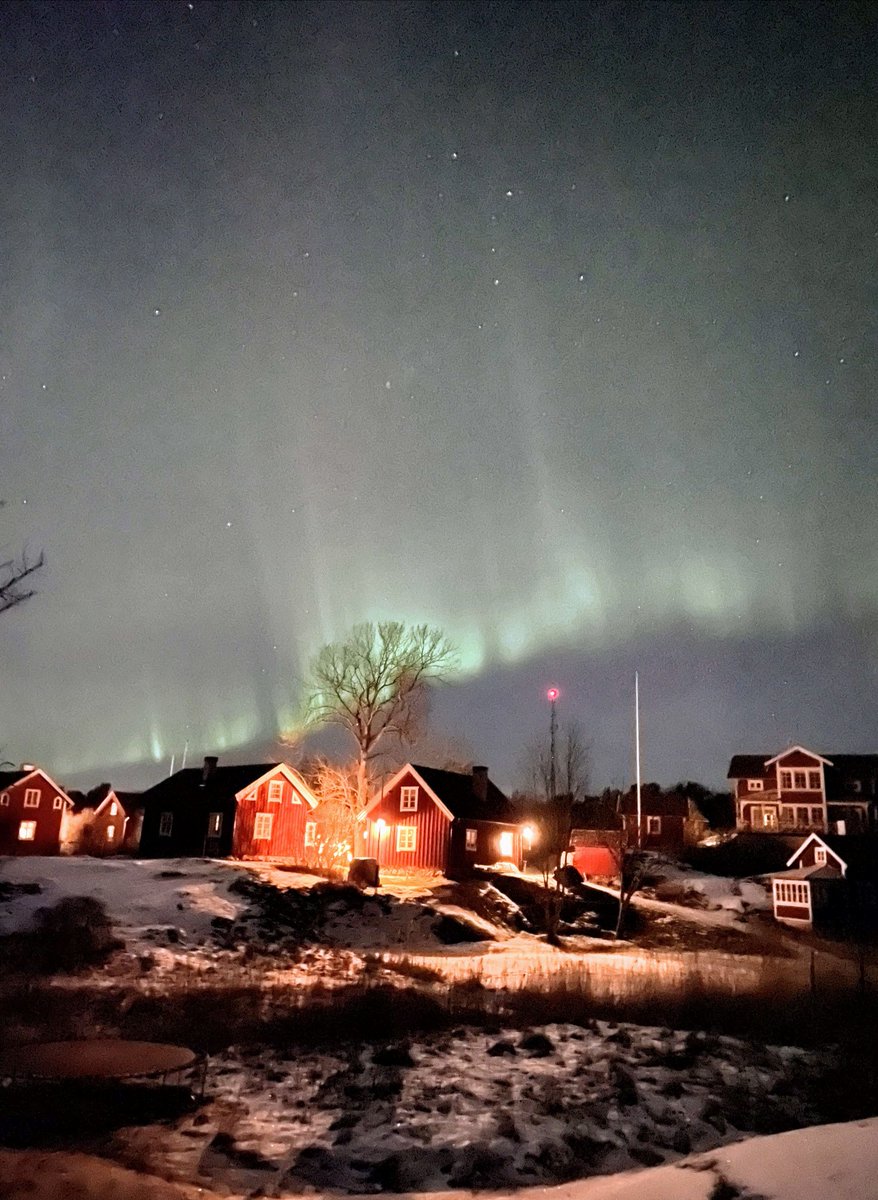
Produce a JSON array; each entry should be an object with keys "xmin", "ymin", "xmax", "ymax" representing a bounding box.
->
[
  {"xmin": 139, "ymin": 757, "xmax": 319, "ymax": 860},
  {"xmin": 618, "ymin": 786, "xmax": 689, "ymax": 854},
  {"xmin": 770, "ymin": 832, "xmax": 878, "ymax": 933},
  {"xmin": 729, "ymin": 745, "xmax": 878, "ymax": 835},
  {"xmin": 64, "ymin": 784, "xmax": 143, "ymax": 855},
  {"xmin": 359, "ymin": 764, "xmax": 523, "ymax": 875},
  {"xmin": 0, "ymin": 765, "xmax": 73, "ymax": 856}
]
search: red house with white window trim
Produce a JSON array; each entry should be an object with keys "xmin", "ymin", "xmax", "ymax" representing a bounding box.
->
[
  {"xmin": 63, "ymin": 784, "xmax": 143, "ymax": 855},
  {"xmin": 729, "ymin": 745, "xmax": 878, "ymax": 835},
  {"xmin": 770, "ymin": 832, "xmax": 878, "ymax": 933},
  {"xmin": 0, "ymin": 765, "xmax": 73, "ymax": 856},
  {"xmin": 139, "ymin": 757, "xmax": 318, "ymax": 860},
  {"xmin": 359, "ymin": 763, "xmax": 523, "ymax": 875}
]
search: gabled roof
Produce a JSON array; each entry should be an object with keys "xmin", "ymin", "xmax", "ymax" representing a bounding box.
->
[
  {"xmin": 363, "ymin": 763, "xmax": 517, "ymax": 824},
  {"xmin": 765, "ymin": 746, "xmax": 833, "ymax": 767},
  {"xmin": 142, "ymin": 762, "xmax": 317, "ymax": 809},
  {"xmin": 618, "ymin": 791, "xmax": 689, "ymax": 817},
  {"xmin": 69, "ymin": 784, "xmax": 143, "ymax": 818},
  {"xmin": 727, "ymin": 755, "xmax": 773, "ymax": 779},
  {"xmin": 0, "ymin": 770, "xmax": 31, "ymax": 790},
  {"xmin": 786, "ymin": 833, "xmax": 878, "ymax": 879},
  {"xmin": 0, "ymin": 767, "xmax": 74, "ymax": 808}
]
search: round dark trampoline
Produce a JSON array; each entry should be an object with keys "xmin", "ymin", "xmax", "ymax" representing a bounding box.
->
[
  {"xmin": 0, "ymin": 1039, "xmax": 200, "ymax": 1083},
  {"xmin": 0, "ymin": 1040, "xmax": 207, "ymax": 1144}
]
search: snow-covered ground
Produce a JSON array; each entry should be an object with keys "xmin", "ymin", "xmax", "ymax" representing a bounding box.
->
[
  {"xmin": 5, "ymin": 1116, "xmax": 878, "ymax": 1199},
  {"xmin": 98, "ymin": 1020, "xmax": 838, "ymax": 1195}
]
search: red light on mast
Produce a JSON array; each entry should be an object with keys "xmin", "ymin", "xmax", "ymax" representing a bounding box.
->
[{"xmin": 546, "ymin": 687, "xmax": 559, "ymax": 701}]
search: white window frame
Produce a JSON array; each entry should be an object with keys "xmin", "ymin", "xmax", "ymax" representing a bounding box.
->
[
  {"xmin": 110, "ymin": 802, "xmax": 118, "ymax": 816},
  {"xmin": 304, "ymin": 820, "xmax": 317, "ymax": 847},
  {"xmin": 18, "ymin": 820, "xmax": 37, "ymax": 842},
  {"xmin": 400, "ymin": 786, "xmax": 419, "ymax": 812},
  {"xmin": 779, "ymin": 770, "xmax": 793, "ymax": 790},
  {"xmin": 747, "ymin": 779, "xmax": 764, "ymax": 792},
  {"xmin": 647, "ymin": 815, "xmax": 662, "ymax": 835},
  {"xmin": 0, "ymin": 793, "xmax": 8, "ymax": 807},
  {"xmin": 159, "ymin": 812, "xmax": 173, "ymax": 837},
  {"xmin": 23, "ymin": 789, "xmax": 40, "ymax": 809},
  {"xmin": 53, "ymin": 795, "xmax": 63, "ymax": 810},
  {"xmin": 253, "ymin": 812, "xmax": 274, "ymax": 841},
  {"xmin": 396, "ymin": 825, "xmax": 417, "ymax": 852},
  {"xmin": 810, "ymin": 806, "xmax": 823, "ymax": 825},
  {"xmin": 808, "ymin": 771, "xmax": 821, "ymax": 790},
  {"xmin": 267, "ymin": 779, "xmax": 284, "ymax": 803},
  {"xmin": 815, "ymin": 847, "xmax": 827, "ymax": 865},
  {"xmin": 106, "ymin": 824, "xmax": 115, "ymax": 841},
  {"xmin": 207, "ymin": 812, "xmax": 223, "ymax": 837},
  {"xmin": 465, "ymin": 827, "xmax": 478, "ymax": 851},
  {"xmin": 774, "ymin": 879, "xmax": 811, "ymax": 909},
  {"xmin": 793, "ymin": 771, "xmax": 807, "ymax": 790}
]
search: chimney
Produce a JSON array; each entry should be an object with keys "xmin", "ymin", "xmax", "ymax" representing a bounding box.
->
[
  {"xmin": 202, "ymin": 756, "xmax": 218, "ymax": 783},
  {"xmin": 472, "ymin": 765, "xmax": 489, "ymax": 802}
]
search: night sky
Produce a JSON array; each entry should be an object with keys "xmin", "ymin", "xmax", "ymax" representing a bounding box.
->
[{"xmin": 1, "ymin": 1, "xmax": 875, "ymax": 793}]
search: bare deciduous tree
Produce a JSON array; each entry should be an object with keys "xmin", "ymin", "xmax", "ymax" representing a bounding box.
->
[
  {"xmin": 0, "ymin": 543, "xmax": 44, "ymax": 615},
  {"xmin": 299, "ymin": 757, "xmax": 361, "ymax": 873},
  {"xmin": 305, "ymin": 621, "xmax": 456, "ymax": 809},
  {"xmin": 521, "ymin": 720, "xmax": 591, "ymax": 943}
]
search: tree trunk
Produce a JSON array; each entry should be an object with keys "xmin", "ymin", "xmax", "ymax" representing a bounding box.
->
[{"xmin": 357, "ymin": 756, "xmax": 368, "ymax": 816}]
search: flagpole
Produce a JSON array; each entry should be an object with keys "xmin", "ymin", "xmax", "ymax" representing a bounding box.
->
[{"xmin": 635, "ymin": 671, "xmax": 642, "ymax": 848}]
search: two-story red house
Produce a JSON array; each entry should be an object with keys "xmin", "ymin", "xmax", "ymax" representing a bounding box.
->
[
  {"xmin": 0, "ymin": 765, "xmax": 73, "ymax": 855},
  {"xmin": 139, "ymin": 757, "xmax": 319, "ymax": 860},
  {"xmin": 729, "ymin": 745, "xmax": 878, "ymax": 835},
  {"xmin": 358, "ymin": 763, "xmax": 523, "ymax": 875}
]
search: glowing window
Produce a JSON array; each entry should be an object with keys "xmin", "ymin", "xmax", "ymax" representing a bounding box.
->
[
  {"xmin": 304, "ymin": 821, "xmax": 317, "ymax": 847},
  {"xmin": 400, "ymin": 787, "xmax": 419, "ymax": 812},
  {"xmin": 23, "ymin": 789, "xmax": 40, "ymax": 808},
  {"xmin": 110, "ymin": 802, "xmax": 118, "ymax": 816},
  {"xmin": 254, "ymin": 812, "xmax": 273, "ymax": 840},
  {"xmin": 159, "ymin": 812, "xmax": 173, "ymax": 836},
  {"xmin": 106, "ymin": 825, "xmax": 115, "ymax": 841},
  {"xmin": 498, "ymin": 830, "xmax": 514, "ymax": 858},
  {"xmin": 647, "ymin": 816, "xmax": 662, "ymax": 835},
  {"xmin": 208, "ymin": 812, "xmax": 223, "ymax": 837},
  {"xmin": 396, "ymin": 826, "xmax": 416, "ymax": 851},
  {"xmin": 18, "ymin": 821, "xmax": 36, "ymax": 841},
  {"xmin": 268, "ymin": 780, "xmax": 283, "ymax": 802},
  {"xmin": 465, "ymin": 827, "xmax": 477, "ymax": 851}
]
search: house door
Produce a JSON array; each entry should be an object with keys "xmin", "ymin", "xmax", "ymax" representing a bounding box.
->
[
  {"xmin": 763, "ymin": 809, "xmax": 778, "ymax": 830},
  {"xmin": 203, "ymin": 811, "xmax": 224, "ymax": 856}
]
